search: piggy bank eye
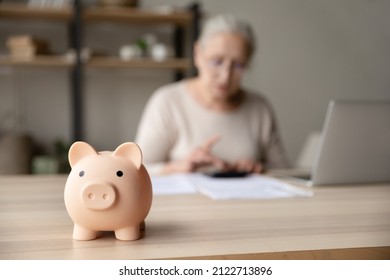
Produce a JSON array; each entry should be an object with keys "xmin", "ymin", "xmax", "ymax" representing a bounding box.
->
[
  {"xmin": 116, "ymin": 170, "xmax": 123, "ymax": 177},
  {"xmin": 79, "ymin": 171, "xmax": 85, "ymax": 177}
]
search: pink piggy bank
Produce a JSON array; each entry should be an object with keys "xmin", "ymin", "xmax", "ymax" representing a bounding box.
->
[{"xmin": 64, "ymin": 141, "xmax": 152, "ymax": 241}]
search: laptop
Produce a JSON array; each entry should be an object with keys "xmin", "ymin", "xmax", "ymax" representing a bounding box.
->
[{"xmin": 292, "ymin": 100, "xmax": 390, "ymax": 186}]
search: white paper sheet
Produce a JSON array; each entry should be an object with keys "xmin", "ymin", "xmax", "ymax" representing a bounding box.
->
[
  {"xmin": 151, "ymin": 174, "xmax": 197, "ymax": 195},
  {"xmin": 192, "ymin": 174, "xmax": 313, "ymax": 200},
  {"xmin": 151, "ymin": 173, "xmax": 313, "ymax": 199}
]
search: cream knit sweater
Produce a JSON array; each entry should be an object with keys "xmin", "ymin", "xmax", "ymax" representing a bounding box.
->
[{"xmin": 135, "ymin": 81, "xmax": 289, "ymax": 174}]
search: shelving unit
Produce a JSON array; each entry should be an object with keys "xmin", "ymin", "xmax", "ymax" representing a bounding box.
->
[
  {"xmin": 84, "ymin": 6, "xmax": 192, "ymax": 26},
  {"xmin": 0, "ymin": 55, "xmax": 73, "ymax": 67},
  {"xmin": 0, "ymin": 3, "xmax": 72, "ymax": 21},
  {"xmin": 0, "ymin": 3, "xmax": 73, "ymax": 68},
  {"xmin": 0, "ymin": 1, "xmax": 200, "ymax": 142},
  {"xmin": 87, "ymin": 57, "xmax": 191, "ymax": 69}
]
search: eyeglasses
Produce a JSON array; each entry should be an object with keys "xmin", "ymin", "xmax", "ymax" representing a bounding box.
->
[{"xmin": 207, "ymin": 58, "xmax": 246, "ymax": 75}]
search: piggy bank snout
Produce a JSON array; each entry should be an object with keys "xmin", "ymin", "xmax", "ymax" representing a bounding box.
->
[{"xmin": 81, "ymin": 183, "xmax": 116, "ymax": 210}]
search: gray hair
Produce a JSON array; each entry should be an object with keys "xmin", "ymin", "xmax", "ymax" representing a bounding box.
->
[{"xmin": 198, "ymin": 14, "xmax": 256, "ymax": 59}]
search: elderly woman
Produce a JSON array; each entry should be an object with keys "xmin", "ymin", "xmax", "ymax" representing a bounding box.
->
[{"xmin": 135, "ymin": 14, "xmax": 289, "ymax": 175}]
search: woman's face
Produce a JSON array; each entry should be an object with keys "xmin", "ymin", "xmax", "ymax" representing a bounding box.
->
[{"xmin": 195, "ymin": 32, "xmax": 249, "ymax": 102}]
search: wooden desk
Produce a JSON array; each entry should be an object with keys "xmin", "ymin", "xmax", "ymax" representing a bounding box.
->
[{"xmin": 0, "ymin": 175, "xmax": 389, "ymax": 259}]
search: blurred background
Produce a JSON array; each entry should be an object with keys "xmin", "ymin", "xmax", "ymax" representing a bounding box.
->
[{"xmin": 0, "ymin": 0, "xmax": 389, "ymax": 174}]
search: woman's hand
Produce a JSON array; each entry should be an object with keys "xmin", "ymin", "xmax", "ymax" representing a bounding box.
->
[
  {"xmin": 233, "ymin": 158, "xmax": 263, "ymax": 174},
  {"xmin": 162, "ymin": 135, "xmax": 230, "ymax": 174},
  {"xmin": 162, "ymin": 135, "xmax": 263, "ymax": 174}
]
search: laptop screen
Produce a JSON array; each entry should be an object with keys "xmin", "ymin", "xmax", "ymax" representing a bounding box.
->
[{"xmin": 311, "ymin": 100, "xmax": 390, "ymax": 185}]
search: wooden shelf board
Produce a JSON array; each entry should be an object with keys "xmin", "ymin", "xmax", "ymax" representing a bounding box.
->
[
  {"xmin": 84, "ymin": 7, "xmax": 192, "ymax": 26},
  {"xmin": 87, "ymin": 57, "xmax": 191, "ymax": 70},
  {"xmin": 0, "ymin": 55, "xmax": 73, "ymax": 68},
  {"xmin": 0, "ymin": 3, "xmax": 72, "ymax": 21}
]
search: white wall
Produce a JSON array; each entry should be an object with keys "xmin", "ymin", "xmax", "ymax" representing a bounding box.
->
[{"xmin": 1, "ymin": 0, "xmax": 389, "ymax": 162}]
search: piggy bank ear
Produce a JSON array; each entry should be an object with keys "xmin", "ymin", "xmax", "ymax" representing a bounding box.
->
[
  {"xmin": 113, "ymin": 142, "xmax": 142, "ymax": 169},
  {"xmin": 68, "ymin": 141, "xmax": 97, "ymax": 167}
]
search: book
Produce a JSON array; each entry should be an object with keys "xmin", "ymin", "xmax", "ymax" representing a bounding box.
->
[{"xmin": 6, "ymin": 35, "xmax": 49, "ymax": 57}]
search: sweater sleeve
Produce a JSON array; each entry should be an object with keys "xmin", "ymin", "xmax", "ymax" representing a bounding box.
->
[
  {"xmin": 264, "ymin": 121, "xmax": 290, "ymax": 169},
  {"xmin": 135, "ymin": 87, "xmax": 177, "ymax": 175},
  {"xmin": 260, "ymin": 98, "xmax": 290, "ymax": 170}
]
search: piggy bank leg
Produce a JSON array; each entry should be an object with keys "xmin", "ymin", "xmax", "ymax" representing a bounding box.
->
[
  {"xmin": 115, "ymin": 226, "xmax": 140, "ymax": 241},
  {"xmin": 73, "ymin": 224, "xmax": 97, "ymax": 240},
  {"xmin": 140, "ymin": 220, "xmax": 145, "ymax": 231}
]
